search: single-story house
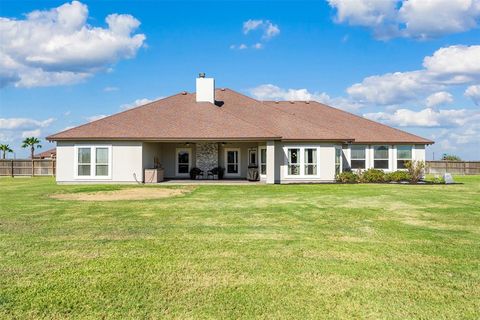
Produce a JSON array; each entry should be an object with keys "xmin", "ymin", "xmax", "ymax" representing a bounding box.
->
[
  {"xmin": 47, "ymin": 74, "xmax": 433, "ymax": 184},
  {"xmin": 34, "ymin": 148, "xmax": 56, "ymax": 160}
]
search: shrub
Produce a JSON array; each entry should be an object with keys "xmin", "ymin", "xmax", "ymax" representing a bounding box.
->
[
  {"xmin": 385, "ymin": 170, "xmax": 411, "ymax": 182},
  {"xmin": 404, "ymin": 160, "xmax": 425, "ymax": 183},
  {"xmin": 336, "ymin": 171, "xmax": 357, "ymax": 183},
  {"xmin": 361, "ymin": 168, "xmax": 386, "ymax": 183},
  {"xmin": 442, "ymin": 154, "xmax": 461, "ymax": 161}
]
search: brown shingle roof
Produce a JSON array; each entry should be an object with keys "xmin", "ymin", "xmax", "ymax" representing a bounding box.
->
[
  {"xmin": 47, "ymin": 88, "xmax": 433, "ymax": 144},
  {"xmin": 264, "ymin": 100, "xmax": 433, "ymax": 144}
]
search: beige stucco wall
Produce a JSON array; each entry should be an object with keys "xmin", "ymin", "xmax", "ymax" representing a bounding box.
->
[
  {"xmin": 56, "ymin": 141, "xmax": 143, "ymax": 183},
  {"xmin": 278, "ymin": 142, "xmax": 337, "ymax": 183}
]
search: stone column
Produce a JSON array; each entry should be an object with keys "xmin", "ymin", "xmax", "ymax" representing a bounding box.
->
[{"xmin": 196, "ymin": 142, "xmax": 218, "ymax": 171}]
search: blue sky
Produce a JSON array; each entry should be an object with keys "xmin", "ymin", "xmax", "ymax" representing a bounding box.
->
[{"xmin": 0, "ymin": 0, "xmax": 479, "ymax": 159}]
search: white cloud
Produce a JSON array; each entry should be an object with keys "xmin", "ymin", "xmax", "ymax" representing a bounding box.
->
[
  {"xmin": 86, "ymin": 114, "xmax": 108, "ymax": 122},
  {"xmin": 22, "ymin": 129, "xmax": 42, "ymax": 138},
  {"xmin": 426, "ymin": 91, "xmax": 453, "ymax": 108},
  {"xmin": 347, "ymin": 45, "xmax": 480, "ymax": 105},
  {"xmin": 249, "ymin": 84, "xmax": 362, "ymax": 110},
  {"xmin": 0, "ymin": 117, "xmax": 54, "ymax": 146},
  {"xmin": 363, "ymin": 108, "xmax": 479, "ymax": 127},
  {"xmin": 233, "ymin": 19, "xmax": 280, "ymax": 49},
  {"xmin": 243, "ymin": 19, "xmax": 263, "ymax": 34},
  {"xmin": 423, "ymin": 45, "xmax": 480, "ymax": 81},
  {"xmin": 264, "ymin": 21, "xmax": 280, "ymax": 39},
  {"xmin": 103, "ymin": 86, "xmax": 119, "ymax": 92},
  {"xmin": 399, "ymin": 0, "xmax": 480, "ymax": 39},
  {"xmin": 229, "ymin": 44, "xmax": 248, "ymax": 50},
  {"xmin": 328, "ymin": 0, "xmax": 480, "ymax": 39},
  {"xmin": 0, "ymin": 1, "xmax": 146, "ymax": 88},
  {"xmin": 243, "ymin": 19, "xmax": 280, "ymax": 39},
  {"xmin": 0, "ymin": 118, "xmax": 55, "ymax": 130},
  {"xmin": 465, "ymin": 85, "xmax": 480, "ymax": 105},
  {"xmin": 120, "ymin": 97, "xmax": 162, "ymax": 110}
]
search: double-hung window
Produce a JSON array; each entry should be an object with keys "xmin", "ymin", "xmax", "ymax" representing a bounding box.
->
[
  {"xmin": 335, "ymin": 147, "xmax": 342, "ymax": 175},
  {"xmin": 373, "ymin": 145, "xmax": 389, "ymax": 169},
  {"xmin": 397, "ymin": 145, "xmax": 412, "ymax": 169},
  {"xmin": 304, "ymin": 148, "xmax": 317, "ymax": 175},
  {"xmin": 351, "ymin": 145, "xmax": 366, "ymax": 169},
  {"xmin": 288, "ymin": 148, "xmax": 300, "ymax": 175},
  {"xmin": 75, "ymin": 146, "xmax": 111, "ymax": 178},
  {"xmin": 259, "ymin": 147, "xmax": 267, "ymax": 175},
  {"xmin": 77, "ymin": 148, "xmax": 91, "ymax": 176}
]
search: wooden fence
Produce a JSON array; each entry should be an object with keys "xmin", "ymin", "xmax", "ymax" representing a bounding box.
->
[
  {"xmin": 0, "ymin": 159, "xmax": 56, "ymax": 177},
  {"xmin": 426, "ymin": 161, "xmax": 480, "ymax": 175}
]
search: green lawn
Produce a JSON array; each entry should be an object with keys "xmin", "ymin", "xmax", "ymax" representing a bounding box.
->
[{"xmin": 1, "ymin": 177, "xmax": 479, "ymax": 319}]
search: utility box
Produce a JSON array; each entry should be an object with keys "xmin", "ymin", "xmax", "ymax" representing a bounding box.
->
[{"xmin": 144, "ymin": 168, "xmax": 164, "ymax": 183}]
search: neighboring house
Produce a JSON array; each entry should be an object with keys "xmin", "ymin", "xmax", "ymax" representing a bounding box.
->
[
  {"xmin": 47, "ymin": 74, "xmax": 433, "ymax": 184},
  {"xmin": 34, "ymin": 148, "xmax": 56, "ymax": 159}
]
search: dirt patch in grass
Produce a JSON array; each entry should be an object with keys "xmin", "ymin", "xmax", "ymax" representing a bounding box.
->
[{"xmin": 50, "ymin": 187, "xmax": 193, "ymax": 201}]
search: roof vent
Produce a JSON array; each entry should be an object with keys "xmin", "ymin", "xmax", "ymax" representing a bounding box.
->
[
  {"xmin": 305, "ymin": 100, "xmax": 310, "ymax": 104},
  {"xmin": 181, "ymin": 91, "xmax": 187, "ymax": 95},
  {"xmin": 220, "ymin": 88, "xmax": 226, "ymax": 91},
  {"xmin": 290, "ymin": 101, "xmax": 295, "ymax": 104},
  {"xmin": 275, "ymin": 101, "xmax": 279, "ymax": 104},
  {"xmin": 199, "ymin": 72, "xmax": 206, "ymax": 78}
]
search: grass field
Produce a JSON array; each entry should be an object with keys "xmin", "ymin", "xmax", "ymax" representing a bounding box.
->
[{"xmin": 1, "ymin": 177, "xmax": 479, "ymax": 319}]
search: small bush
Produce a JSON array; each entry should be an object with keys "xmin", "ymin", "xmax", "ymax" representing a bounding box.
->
[
  {"xmin": 385, "ymin": 170, "xmax": 411, "ymax": 182},
  {"xmin": 404, "ymin": 160, "xmax": 425, "ymax": 183},
  {"xmin": 189, "ymin": 167, "xmax": 203, "ymax": 179},
  {"xmin": 336, "ymin": 171, "xmax": 358, "ymax": 183},
  {"xmin": 361, "ymin": 168, "xmax": 386, "ymax": 183}
]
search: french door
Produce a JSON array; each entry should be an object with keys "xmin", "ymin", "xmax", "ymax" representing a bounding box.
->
[
  {"xmin": 175, "ymin": 148, "xmax": 191, "ymax": 176},
  {"xmin": 225, "ymin": 148, "xmax": 240, "ymax": 176}
]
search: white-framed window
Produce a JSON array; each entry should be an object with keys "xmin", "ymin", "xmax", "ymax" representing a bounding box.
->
[
  {"xmin": 335, "ymin": 146, "xmax": 342, "ymax": 175},
  {"xmin": 285, "ymin": 146, "xmax": 320, "ymax": 177},
  {"xmin": 248, "ymin": 148, "xmax": 257, "ymax": 166},
  {"xmin": 373, "ymin": 145, "xmax": 389, "ymax": 169},
  {"xmin": 287, "ymin": 148, "xmax": 300, "ymax": 175},
  {"xmin": 175, "ymin": 148, "xmax": 191, "ymax": 176},
  {"xmin": 304, "ymin": 148, "xmax": 317, "ymax": 175},
  {"xmin": 259, "ymin": 147, "xmax": 267, "ymax": 175},
  {"xmin": 397, "ymin": 145, "xmax": 412, "ymax": 169},
  {"xmin": 225, "ymin": 148, "xmax": 240, "ymax": 176},
  {"xmin": 74, "ymin": 145, "xmax": 112, "ymax": 179},
  {"xmin": 350, "ymin": 145, "xmax": 366, "ymax": 169}
]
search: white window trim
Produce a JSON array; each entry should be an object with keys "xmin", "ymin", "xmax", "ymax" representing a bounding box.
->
[
  {"xmin": 373, "ymin": 145, "xmax": 391, "ymax": 170},
  {"xmin": 350, "ymin": 145, "xmax": 367, "ymax": 170},
  {"xmin": 259, "ymin": 146, "xmax": 267, "ymax": 177},
  {"xmin": 224, "ymin": 148, "xmax": 241, "ymax": 177},
  {"xmin": 283, "ymin": 145, "xmax": 321, "ymax": 178},
  {"xmin": 74, "ymin": 145, "xmax": 112, "ymax": 180},
  {"xmin": 175, "ymin": 148, "xmax": 192, "ymax": 177}
]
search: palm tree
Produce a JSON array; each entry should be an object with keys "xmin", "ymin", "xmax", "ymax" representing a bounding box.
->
[
  {"xmin": 21, "ymin": 137, "xmax": 42, "ymax": 159},
  {"xmin": 0, "ymin": 144, "xmax": 13, "ymax": 159}
]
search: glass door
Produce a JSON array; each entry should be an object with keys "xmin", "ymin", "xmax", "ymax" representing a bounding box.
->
[
  {"xmin": 225, "ymin": 148, "xmax": 240, "ymax": 176},
  {"xmin": 176, "ymin": 148, "xmax": 191, "ymax": 176}
]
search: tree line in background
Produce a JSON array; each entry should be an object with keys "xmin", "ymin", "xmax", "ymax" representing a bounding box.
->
[{"xmin": 0, "ymin": 137, "xmax": 42, "ymax": 159}]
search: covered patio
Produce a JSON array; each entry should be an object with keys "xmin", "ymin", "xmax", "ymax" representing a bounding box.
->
[{"xmin": 142, "ymin": 141, "xmax": 273, "ymax": 183}]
